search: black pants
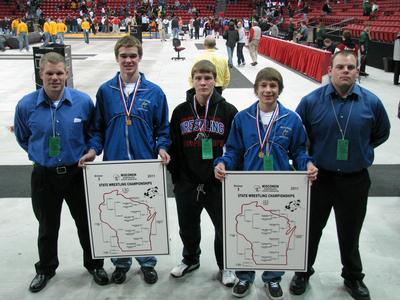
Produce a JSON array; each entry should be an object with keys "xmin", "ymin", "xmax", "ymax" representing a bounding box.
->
[
  {"xmin": 394, "ymin": 60, "xmax": 400, "ymax": 85},
  {"xmin": 174, "ymin": 181, "xmax": 223, "ymax": 269},
  {"xmin": 360, "ymin": 53, "xmax": 367, "ymax": 74},
  {"xmin": 296, "ymin": 169, "xmax": 370, "ymax": 281},
  {"xmin": 31, "ymin": 165, "xmax": 103, "ymax": 275},
  {"xmin": 237, "ymin": 42, "xmax": 245, "ymax": 65},
  {"xmin": 194, "ymin": 28, "xmax": 199, "ymax": 39}
]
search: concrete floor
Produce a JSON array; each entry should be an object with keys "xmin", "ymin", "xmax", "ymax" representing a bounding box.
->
[{"xmin": 0, "ymin": 36, "xmax": 399, "ymax": 300}]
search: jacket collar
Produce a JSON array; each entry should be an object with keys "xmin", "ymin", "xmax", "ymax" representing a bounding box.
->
[
  {"xmin": 248, "ymin": 100, "xmax": 289, "ymax": 120},
  {"xmin": 109, "ymin": 72, "xmax": 146, "ymax": 90}
]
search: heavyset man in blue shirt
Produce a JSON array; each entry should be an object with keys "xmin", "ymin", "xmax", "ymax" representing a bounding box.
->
[
  {"xmin": 14, "ymin": 52, "xmax": 108, "ymax": 293},
  {"xmin": 290, "ymin": 50, "xmax": 390, "ymax": 300},
  {"xmin": 79, "ymin": 36, "xmax": 170, "ymax": 285}
]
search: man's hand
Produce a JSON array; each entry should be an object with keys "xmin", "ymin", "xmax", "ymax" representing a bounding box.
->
[
  {"xmin": 159, "ymin": 148, "xmax": 170, "ymax": 165},
  {"xmin": 306, "ymin": 161, "xmax": 318, "ymax": 183},
  {"xmin": 214, "ymin": 162, "xmax": 226, "ymax": 182},
  {"xmin": 78, "ymin": 149, "xmax": 96, "ymax": 167}
]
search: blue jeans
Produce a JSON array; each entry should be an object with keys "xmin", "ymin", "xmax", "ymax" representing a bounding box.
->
[
  {"xmin": 226, "ymin": 46, "xmax": 234, "ymax": 66},
  {"xmin": 57, "ymin": 32, "xmax": 64, "ymax": 44},
  {"xmin": 18, "ymin": 32, "xmax": 29, "ymax": 51},
  {"xmin": 83, "ymin": 30, "xmax": 89, "ymax": 43},
  {"xmin": 111, "ymin": 256, "xmax": 157, "ymax": 271},
  {"xmin": 235, "ymin": 270, "xmax": 284, "ymax": 283},
  {"xmin": 172, "ymin": 27, "xmax": 179, "ymax": 39},
  {"xmin": 43, "ymin": 32, "xmax": 50, "ymax": 46}
]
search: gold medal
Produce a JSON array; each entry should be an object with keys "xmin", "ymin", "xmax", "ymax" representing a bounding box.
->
[
  {"xmin": 258, "ymin": 151, "xmax": 264, "ymax": 158},
  {"xmin": 126, "ymin": 117, "xmax": 132, "ymax": 126}
]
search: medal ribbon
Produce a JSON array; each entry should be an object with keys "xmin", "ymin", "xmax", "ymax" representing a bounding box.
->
[
  {"xmin": 256, "ymin": 104, "xmax": 279, "ymax": 156},
  {"xmin": 193, "ymin": 95, "xmax": 211, "ymax": 133},
  {"xmin": 118, "ymin": 74, "xmax": 141, "ymax": 121}
]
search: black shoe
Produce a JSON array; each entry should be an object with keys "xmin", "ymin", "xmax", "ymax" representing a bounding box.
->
[
  {"xmin": 232, "ymin": 280, "xmax": 251, "ymax": 298},
  {"xmin": 344, "ymin": 279, "xmax": 370, "ymax": 300},
  {"xmin": 89, "ymin": 268, "xmax": 109, "ymax": 286},
  {"xmin": 289, "ymin": 274, "xmax": 308, "ymax": 295},
  {"xmin": 141, "ymin": 266, "xmax": 158, "ymax": 284},
  {"xmin": 29, "ymin": 273, "xmax": 55, "ymax": 293},
  {"xmin": 111, "ymin": 267, "xmax": 127, "ymax": 284},
  {"xmin": 359, "ymin": 72, "xmax": 369, "ymax": 76},
  {"xmin": 266, "ymin": 281, "xmax": 283, "ymax": 299}
]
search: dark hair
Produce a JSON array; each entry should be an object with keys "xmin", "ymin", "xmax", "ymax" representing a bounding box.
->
[
  {"xmin": 254, "ymin": 67, "xmax": 284, "ymax": 94},
  {"xmin": 114, "ymin": 35, "xmax": 143, "ymax": 58},
  {"xmin": 191, "ymin": 60, "xmax": 217, "ymax": 80}
]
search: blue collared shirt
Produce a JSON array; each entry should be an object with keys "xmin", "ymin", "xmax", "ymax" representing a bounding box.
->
[
  {"xmin": 14, "ymin": 87, "xmax": 94, "ymax": 167},
  {"xmin": 296, "ymin": 83, "xmax": 390, "ymax": 173}
]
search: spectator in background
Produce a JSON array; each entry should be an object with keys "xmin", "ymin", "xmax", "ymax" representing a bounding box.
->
[
  {"xmin": 287, "ymin": 18, "xmax": 295, "ymax": 41},
  {"xmin": 315, "ymin": 22, "xmax": 327, "ymax": 48},
  {"xmin": 296, "ymin": 21, "xmax": 308, "ymax": 44},
  {"xmin": 189, "ymin": 36, "xmax": 230, "ymax": 94},
  {"xmin": 42, "ymin": 18, "xmax": 51, "ymax": 46},
  {"xmin": 335, "ymin": 30, "xmax": 359, "ymax": 58},
  {"xmin": 17, "ymin": 18, "xmax": 29, "ymax": 52},
  {"xmin": 236, "ymin": 21, "xmax": 246, "ymax": 66},
  {"xmin": 11, "ymin": 18, "xmax": 20, "ymax": 36},
  {"xmin": 49, "ymin": 18, "xmax": 58, "ymax": 43},
  {"xmin": 56, "ymin": 19, "xmax": 67, "ymax": 45},
  {"xmin": 223, "ymin": 21, "xmax": 239, "ymax": 68},
  {"xmin": 359, "ymin": 26, "xmax": 370, "ymax": 76},
  {"xmin": 248, "ymin": 20, "xmax": 261, "ymax": 66},
  {"xmin": 393, "ymin": 32, "xmax": 400, "ymax": 85},
  {"xmin": 81, "ymin": 17, "xmax": 91, "ymax": 44},
  {"xmin": 323, "ymin": 38, "xmax": 335, "ymax": 53},
  {"xmin": 362, "ymin": 0, "xmax": 371, "ymax": 16},
  {"xmin": 322, "ymin": 0, "xmax": 332, "ymax": 15},
  {"xmin": 371, "ymin": 1, "xmax": 379, "ymax": 16}
]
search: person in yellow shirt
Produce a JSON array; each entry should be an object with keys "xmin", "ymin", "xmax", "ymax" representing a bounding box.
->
[
  {"xmin": 42, "ymin": 18, "xmax": 51, "ymax": 46},
  {"xmin": 81, "ymin": 18, "xmax": 91, "ymax": 44},
  {"xmin": 57, "ymin": 19, "xmax": 67, "ymax": 44},
  {"xmin": 11, "ymin": 18, "xmax": 20, "ymax": 36},
  {"xmin": 188, "ymin": 36, "xmax": 230, "ymax": 94},
  {"xmin": 17, "ymin": 19, "xmax": 29, "ymax": 51},
  {"xmin": 49, "ymin": 18, "xmax": 58, "ymax": 43}
]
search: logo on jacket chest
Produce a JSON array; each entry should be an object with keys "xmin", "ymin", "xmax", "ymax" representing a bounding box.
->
[{"xmin": 138, "ymin": 99, "xmax": 150, "ymax": 111}]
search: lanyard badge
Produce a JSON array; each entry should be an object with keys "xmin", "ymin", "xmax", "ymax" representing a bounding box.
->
[
  {"xmin": 331, "ymin": 98, "xmax": 354, "ymax": 161},
  {"xmin": 193, "ymin": 96, "xmax": 214, "ymax": 160}
]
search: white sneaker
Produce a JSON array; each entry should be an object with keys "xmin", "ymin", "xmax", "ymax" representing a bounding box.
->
[
  {"xmin": 219, "ymin": 269, "xmax": 236, "ymax": 287},
  {"xmin": 170, "ymin": 262, "xmax": 200, "ymax": 278}
]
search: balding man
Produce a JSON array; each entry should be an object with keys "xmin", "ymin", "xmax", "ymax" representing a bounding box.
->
[
  {"xmin": 248, "ymin": 21, "xmax": 261, "ymax": 66},
  {"xmin": 189, "ymin": 35, "xmax": 230, "ymax": 94}
]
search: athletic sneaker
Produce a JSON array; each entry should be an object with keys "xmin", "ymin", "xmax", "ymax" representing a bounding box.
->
[
  {"xmin": 265, "ymin": 281, "xmax": 283, "ymax": 300},
  {"xmin": 170, "ymin": 262, "xmax": 200, "ymax": 278},
  {"xmin": 218, "ymin": 269, "xmax": 236, "ymax": 287},
  {"xmin": 232, "ymin": 280, "xmax": 251, "ymax": 298}
]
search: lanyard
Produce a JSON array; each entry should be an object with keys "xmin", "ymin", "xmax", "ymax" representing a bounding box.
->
[
  {"xmin": 118, "ymin": 74, "xmax": 141, "ymax": 119},
  {"xmin": 256, "ymin": 104, "xmax": 279, "ymax": 156},
  {"xmin": 330, "ymin": 97, "xmax": 354, "ymax": 140},
  {"xmin": 193, "ymin": 95, "xmax": 211, "ymax": 133}
]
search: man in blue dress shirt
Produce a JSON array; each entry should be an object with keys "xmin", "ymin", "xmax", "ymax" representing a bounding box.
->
[
  {"xmin": 14, "ymin": 52, "xmax": 109, "ymax": 293},
  {"xmin": 290, "ymin": 50, "xmax": 390, "ymax": 300}
]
